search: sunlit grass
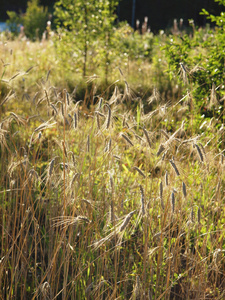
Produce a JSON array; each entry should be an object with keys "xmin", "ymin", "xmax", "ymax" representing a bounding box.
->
[{"xmin": 0, "ymin": 34, "xmax": 224, "ymax": 300}]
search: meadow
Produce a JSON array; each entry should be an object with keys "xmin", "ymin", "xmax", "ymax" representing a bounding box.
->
[{"xmin": 0, "ymin": 21, "xmax": 224, "ymax": 300}]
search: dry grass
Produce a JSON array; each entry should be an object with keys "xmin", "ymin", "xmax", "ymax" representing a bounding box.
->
[{"xmin": 0, "ymin": 39, "xmax": 224, "ymax": 300}]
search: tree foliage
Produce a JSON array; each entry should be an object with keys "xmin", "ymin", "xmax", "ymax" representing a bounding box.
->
[{"xmin": 54, "ymin": 0, "xmax": 119, "ymax": 78}]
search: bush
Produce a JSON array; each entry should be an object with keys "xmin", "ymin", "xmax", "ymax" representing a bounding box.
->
[
  {"xmin": 163, "ymin": 1, "xmax": 225, "ymax": 119},
  {"xmin": 7, "ymin": 0, "xmax": 49, "ymax": 40},
  {"xmin": 23, "ymin": 0, "xmax": 49, "ymax": 40}
]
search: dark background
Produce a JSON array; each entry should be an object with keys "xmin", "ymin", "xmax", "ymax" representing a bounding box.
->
[{"xmin": 0, "ymin": 0, "xmax": 223, "ymax": 32}]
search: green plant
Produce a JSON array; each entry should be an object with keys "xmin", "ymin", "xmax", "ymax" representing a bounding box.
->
[
  {"xmin": 0, "ymin": 39, "xmax": 224, "ymax": 298},
  {"xmin": 163, "ymin": 1, "xmax": 225, "ymax": 120},
  {"xmin": 23, "ymin": 0, "xmax": 49, "ymax": 40},
  {"xmin": 6, "ymin": 0, "xmax": 49, "ymax": 40},
  {"xmin": 54, "ymin": 0, "xmax": 119, "ymax": 78}
]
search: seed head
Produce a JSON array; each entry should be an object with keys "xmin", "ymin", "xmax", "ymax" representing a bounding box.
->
[
  {"xmin": 169, "ymin": 160, "xmax": 180, "ymax": 176},
  {"xmin": 182, "ymin": 182, "xmax": 187, "ymax": 198},
  {"xmin": 139, "ymin": 185, "xmax": 145, "ymax": 216},
  {"xmin": 171, "ymin": 191, "xmax": 175, "ymax": 213}
]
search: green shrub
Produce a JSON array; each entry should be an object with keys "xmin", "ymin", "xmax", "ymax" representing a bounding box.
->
[
  {"xmin": 114, "ymin": 23, "xmax": 154, "ymax": 62},
  {"xmin": 23, "ymin": 0, "xmax": 49, "ymax": 40},
  {"xmin": 7, "ymin": 0, "xmax": 49, "ymax": 40},
  {"xmin": 163, "ymin": 2, "xmax": 225, "ymax": 120}
]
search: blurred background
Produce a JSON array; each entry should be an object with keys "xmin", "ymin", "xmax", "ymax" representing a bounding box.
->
[{"xmin": 0, "ymin": 0, "xmax": 223, "ymax": 32}]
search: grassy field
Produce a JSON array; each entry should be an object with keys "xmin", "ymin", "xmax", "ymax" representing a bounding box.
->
[{"xmin": 0, "ymin": 32, "xmax": 224, "ymax": 300}]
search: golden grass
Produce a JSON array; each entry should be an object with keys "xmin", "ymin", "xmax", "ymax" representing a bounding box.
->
[{"xmin": 0, "ymin": 37, "xmax": 224, "ymax": 300}]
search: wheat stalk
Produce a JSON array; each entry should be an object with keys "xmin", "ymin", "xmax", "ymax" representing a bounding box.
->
[
  {"xmin": 120, "ymin": 210, "xmax": 136, "ymax": 232},
  {"xmin": 198, "ymin": 207, "xmax": 201, "ymax": 224},
  {"xmin": 194, "ymin": 143, "xmax": 204, "ymax": 162},
  {"xmin": 160, "ymin": 181, "xmax": 164, "ymax": 209},
  {"xmin": 52, "ymin": 216, "xmax": 90, "ymax": 229},
  {"xmin": 165, "ymin": 171, "xmax": 169, "ymax": 186},
  {"xmin": 48, "ymin": 158, "xmax": 55, "ymax": 177},
  {"xmin": 182, "ymin": 182, "xmax": 187, "ymax": 198},
  {"xmin": 157, "ymin": 144, "xmax": 165, "ymax": 156},
  {"xmin": 74, "ymin": 112, "xmax": 78, "ymax": 129},
  {"xmin": 143, "ymin": 127, "xmax": 151, "ymax": 148},
  {"xmin": 139, "ymin": 185, "xmax": 145, "ymax": 216},
  {"xmin": 133, "ymin": 166, "xmax": 146, "ymax": 178},
  {"xmin": 171, "ymin": 191, "xmax": 175, "ymax": 213},
  {"xmin": 169, "ymin": 159, "xmax": 180, "ymax": 176},
  {"xmin": 121, "ymin": 133, "xmax": 134, "ymax": 146},
  {"xmin": 106, "ymin": 104, "xmax": 111, "ymax": 129}
]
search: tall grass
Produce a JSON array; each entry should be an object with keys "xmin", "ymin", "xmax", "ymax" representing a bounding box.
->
[{"xmin": 0, "ymin": 37, "xmax": 224, "ymax": 300}]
